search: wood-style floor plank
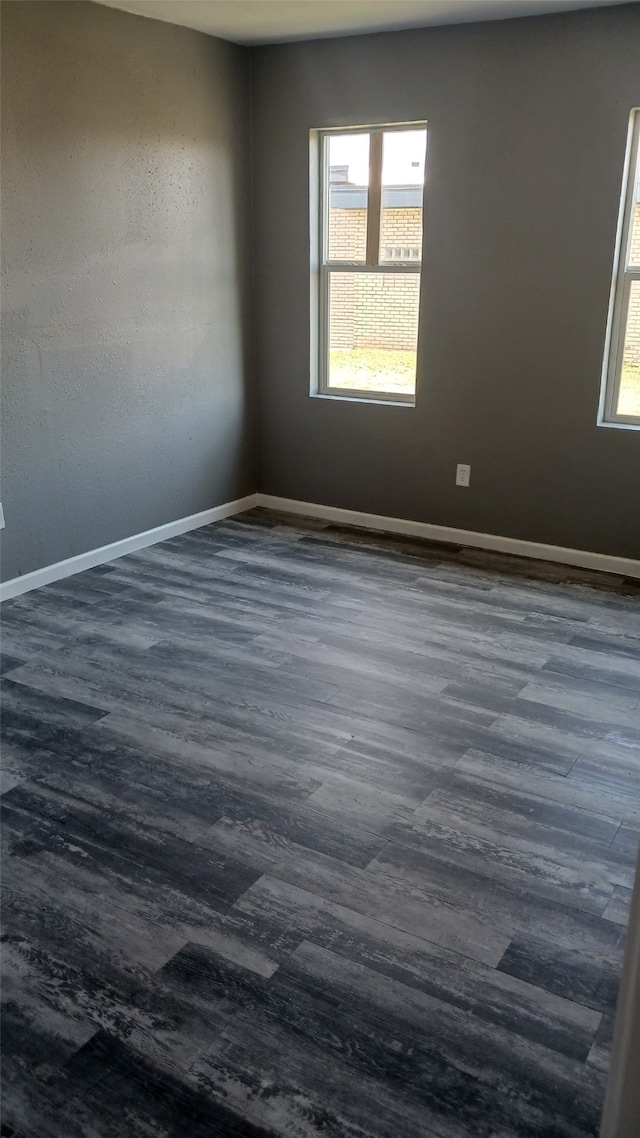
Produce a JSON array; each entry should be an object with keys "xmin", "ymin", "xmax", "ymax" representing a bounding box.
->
[{"xmin": 1, "ymin": 507, "xmax": 639, "ymax": 1137}]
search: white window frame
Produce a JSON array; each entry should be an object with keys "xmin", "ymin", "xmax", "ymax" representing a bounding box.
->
[
  {"xmin": 310, "ymin": 122, "xmax": 427, "ymax": 406},
  {"xmin": 599, "ymin": 109, "xmax": 640, "ymax": 429}
]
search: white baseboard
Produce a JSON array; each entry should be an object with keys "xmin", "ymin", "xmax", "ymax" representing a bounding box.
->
[
  {"xmin": 0, "ymin": 494, "xmax": 259, "ymax": 602},
  {"xmin": 256, "ymin": 494, "xmax": 640, "ymax": 580},
  {"xmin": 3, "ymin": 490, "xmax": 638, "ymax": 601}
]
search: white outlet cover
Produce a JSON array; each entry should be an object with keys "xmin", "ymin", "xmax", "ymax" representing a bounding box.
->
[
  {"xmin": 456, "ymin": 464, "xmax": 471, "ymax": 487},
  {"xmin": 0, "ymin": 503, "xmax": 4, "ymax": 529}
]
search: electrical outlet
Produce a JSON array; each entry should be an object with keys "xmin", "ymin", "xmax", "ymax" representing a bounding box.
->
[
  {"xmin": 0, "ymin": 503, "xmax": 4, "ymax": 529},
  {"xmin": 456, "ymin": 464, "xmax": 471, "ymax": 487}
]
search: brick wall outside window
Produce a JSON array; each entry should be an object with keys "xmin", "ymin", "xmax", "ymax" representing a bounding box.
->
[
  {"xmin": 625, "ymin": 204, "xmax": 640, "ymax": 367},
  {"xmin": 327, "ymin": 203, "xmax": 640, "ymax": 364},
  {"xmin": 328, "ymin": 206, "xmax": 422, "ymax": 351}
]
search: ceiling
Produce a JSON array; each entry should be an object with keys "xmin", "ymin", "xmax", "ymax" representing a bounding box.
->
[{"xmin": 92, "ymin": 0, "xmax": 629, "ymax": 45}]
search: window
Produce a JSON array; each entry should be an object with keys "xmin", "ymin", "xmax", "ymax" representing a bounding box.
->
[
  {"xmin": 311, "ymin": 124, "xmax": 427, "ymax": 404},
  {"xmin": 600, "ymin": 110, "xmax": 640, "ymax": 427}
]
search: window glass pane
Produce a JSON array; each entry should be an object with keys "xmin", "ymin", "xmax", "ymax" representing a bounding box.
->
[
  {"xmin": 617, "ymin": 280, "xmax": 640, "ymax": 417},
  {"xmin": 627, "ymin": 143, "xmax": 640, "ymax": 268},
  {"xmin": 328, "ymin": 271, "xmax": 420, "ymax": 396},
  {"xmin": 379, "ymin": 129, "xmax": 426, "ymax": 264},
  {"xmin": 327, "ymin": 134, "xmax": 369, "ymax": 262}
]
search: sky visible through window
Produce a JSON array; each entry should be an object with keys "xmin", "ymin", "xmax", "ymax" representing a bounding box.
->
[{"xmin": 329, "ymin": 130, "xmax": 426, "ymax": 186}]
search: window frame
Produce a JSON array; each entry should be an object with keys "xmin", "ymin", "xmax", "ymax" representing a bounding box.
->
[
  {"xmin": 599, "ymin": 109, "xmax": 640, "ymax": 429},
  {"xmin": 312, "ymin": 122, "xmax": 427, "ymax": 406}
]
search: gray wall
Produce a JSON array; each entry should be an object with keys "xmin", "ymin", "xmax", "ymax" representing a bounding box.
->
[
  {"xmin": 251, "ymin": 4, "xmax": 640, "ymax": 559},
  {"xmin": 1, "ymin": 1, "xmax": 254, "ymax": 582},
  {"xmin": 3, "ymin": 2, "xmax": 639, "ymax": 578}
]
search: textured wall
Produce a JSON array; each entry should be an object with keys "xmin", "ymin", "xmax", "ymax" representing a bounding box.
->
[
  {"xmin": 251, "ymin": 4, "xmax": 640, "ymax": 559},
  {"xmin": 1, "ymin": 1, "xmax": 254, "ymax": 581}
]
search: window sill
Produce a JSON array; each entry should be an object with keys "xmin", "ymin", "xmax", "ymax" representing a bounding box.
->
[
  {"xmin": 311, "ymin": 392, "xmax": 416, "ymax": 408},
  {"xmin": 597, "ymin": 418, "xmax": 640, "ymax": 431}
]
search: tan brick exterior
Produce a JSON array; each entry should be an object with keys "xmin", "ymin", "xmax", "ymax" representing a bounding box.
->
[
  {"xmin": 624, "ymin": 204, "xmax": 640, "ymax": 367},
  {"xmin": 328, "ymin": 207, "xmax": 367, "ymax": 262},
  {"xmin": 328, "ymin": 202, "xmax": 640, "ymax": 364},
  {"xmin": 328, "ymin": 206, "xmax": 422, "ymax": 351}
]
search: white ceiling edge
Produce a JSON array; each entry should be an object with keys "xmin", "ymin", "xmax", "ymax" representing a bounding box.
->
[{"xmin": 92, "ymin": 0, "xmax": 630, "ymax": 46}]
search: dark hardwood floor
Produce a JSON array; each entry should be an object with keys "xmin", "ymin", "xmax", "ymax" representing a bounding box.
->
[{"xmin": 1, "ymin": 508, "xmax": 639, "ymax": 1138}]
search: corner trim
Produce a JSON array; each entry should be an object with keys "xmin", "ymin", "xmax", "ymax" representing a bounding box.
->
[
  {"xmin": 256, "ymin": 494, "xmax": 640, "ymax": 580},
  {"xmin": 0, "ymin": 494, "xmax": 259, "ymax": 602},
  {"xmin": 599, "ymin": 849, "xmax": 640, "ymax": 1138}
]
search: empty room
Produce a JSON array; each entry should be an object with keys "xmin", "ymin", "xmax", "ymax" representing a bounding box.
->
[{"xmin": 1, "ymin": 0, "xmax": 640, "ymax": 1135}]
